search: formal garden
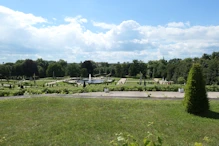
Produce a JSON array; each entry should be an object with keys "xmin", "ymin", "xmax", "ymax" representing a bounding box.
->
[
  {"xmin": 1, "ymin": 53, "xmax": 219, "ymax": 145},
  {"xmin": 1, "ymin": 76, "xmax": 219, "ymax": 97}
]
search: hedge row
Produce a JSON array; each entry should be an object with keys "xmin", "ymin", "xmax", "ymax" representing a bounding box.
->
[{"xmin": 1, "ymin": 85, "xmax": 219, "ymax": 97}]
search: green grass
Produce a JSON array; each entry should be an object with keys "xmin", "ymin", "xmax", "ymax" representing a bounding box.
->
[{"xmin": 0, "ymin": 98, "xmax": 219, "ymax": 145}]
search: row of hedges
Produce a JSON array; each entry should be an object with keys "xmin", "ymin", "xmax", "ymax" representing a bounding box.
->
[
  {"xmin": 0, "ymin": 89, "xmax": 26, "ymax": 97},
  {"xmin": 107, "ymin": 85, "xmax": 182, "ymax": 92},
  {"xmin": 206, "ymin": 85, "xmax": 219, "ymax": 91},
  {"xmin": 1, "ymin": 85, "xmax": 219, "ymax": 97}
]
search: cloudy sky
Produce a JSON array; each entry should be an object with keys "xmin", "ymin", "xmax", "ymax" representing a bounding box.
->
[{"xmin": 0, "ymin": 0, "xmax": 219, "ymax": 63}]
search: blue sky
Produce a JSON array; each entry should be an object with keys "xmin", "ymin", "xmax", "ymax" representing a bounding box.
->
[{"xmin": 0, "ymin": 0, "xmax": 219, "ymax": 63}]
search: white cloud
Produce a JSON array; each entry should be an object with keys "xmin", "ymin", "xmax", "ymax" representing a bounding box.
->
[
  {"xmin": 0, "ymin": 5, "xmax": 219, "ymax": 63},
  {"xmin": 167, "ymin": 22, "xmax": 185, "ymax": 28},
  {"xmin": 92, "ymin": 21, "xmax": 116, "ymax": 29},
  {"xmin": 0, "ymin": 5, "xmax": 47, "ymax": 27},
  {"xmin": 167, "ymin": 21, "xmax": 190, "ymax": 28}
]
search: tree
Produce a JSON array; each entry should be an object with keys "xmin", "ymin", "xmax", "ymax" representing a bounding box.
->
[
  {"xmin": 46, "ymin": 63, "xmax": 65, "ymax": 77},
  {"xmin": 36, "ymin": 58, "xmax": 49, "ymax": 78},
  {"xmin": 81, "ymin": 60, "xmax": 95, "ymax": 75},
  {"xmin": 13, "ymin": 62, "xmax": 24, "ymax": 77},
  {"xmin": 66, "ymin": 63, "xmax": 80, "ymax": 77},
  {"xmin": 184, "ymin": 63, "xmax": 209, "ymax": 114},
  {"xmin": 80, "ymin": 68, "xmax": 88, "ymax": 77},
  {"xmin": 115, "ymin": 63, "xmax": 124, "ymax": 77},
  {"xmin": 0, "ymin": 65, "xmax": 8, "ymax": 79},
  {"xmin": 22, "ymin": 59, "xmax": 38, "ymax": 77},
  {"xmin": 157, "ymin": 59, "xmax": 167, "ymax": 78},
  {"xmin": 177, "ymin": 77, "xmax": 185, "ymax": 84}
]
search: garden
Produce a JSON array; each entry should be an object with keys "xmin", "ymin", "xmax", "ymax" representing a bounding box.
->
[{"xmin": 1, "ymin": 76, "xmax": 219, "ymax": 97}]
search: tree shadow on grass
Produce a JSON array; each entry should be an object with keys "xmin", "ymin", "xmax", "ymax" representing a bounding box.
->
[{"xmin": 197, "ymin": 110, "xmax": 219, "ymax": 119}]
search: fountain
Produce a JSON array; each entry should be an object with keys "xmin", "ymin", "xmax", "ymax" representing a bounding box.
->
[
  {"xmin": 75, "ymin": 74, "xmax": 114, "ymax": 84},
  {"xmin": 88, "ymin": 74, "xmax": 92, "ymax": 83}
]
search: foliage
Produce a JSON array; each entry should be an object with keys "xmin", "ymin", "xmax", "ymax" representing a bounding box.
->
[
  {"xmin": 0, "ymin": 52, "xmax": 219, "ymax": 85},
  {"xmin": 80, "ymin": 68, "xmax": 88, "ymax": 77},
  {"xmin": 177, "ymin": 77, "xmax": 185, "ymax": 84},
  {"xmin": 66, "ymin": 63, "xmax": 80, "ymax": 77},
  {"xmin": 46, "ymin": 62, "xmax": 65, "ymax": 77},
  {"xmin": 81, "ymin": 60, "xmax": 95, "ymax": 75},
  {"xmin": 115, "ymin": 63, "xmax": 124, "ymax": 77},
  {"xmin": 129, "ymin": 60, "xmax": 147, "ymax": 77},
  {"xmin": 36, "ymin": 58, "xmax": 49, "ymax": 78},
  {"xmin": 22, "ymin": 59, "xmax": 38, "ymax": 77},
  {"xmin": 184, "ymin": 63, "xmax": 209, "ymax": 114},
  {"xmin": 110, "ymin": 122, "xmax": 162, "ymax": 146}
]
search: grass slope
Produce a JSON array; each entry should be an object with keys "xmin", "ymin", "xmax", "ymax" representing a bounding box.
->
[{"xmin": 0, "ymin": 97, "xmax": 219, "ymax": 145}]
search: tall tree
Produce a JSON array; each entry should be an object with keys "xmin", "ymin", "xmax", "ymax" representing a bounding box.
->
[
  {"xmin": 81, "ymin": 60, "xmax": 95, "ymax": 75},
  {"xmin": 46, "ymin": 63, "xmax": 65, "ymax": 77},
  {"xmin": 22, "ymin": 59, "xmax": 38, "ymax": 77},
  {"xmin": 66, "ymin": 63, "xmax": 80, "ymax": 77},
  {"xmin": 115, "ymin": 63, "xmax": 124, "ymax": 77},
  {"xmin": 184, "ymin": 63, "xmax": 209, "ymax": 114},
  {"xmin": 80, "ymin": 68, "xmax": 88, "ymax": 77},
  {"xmin": 36, "ymin": 58, "xmax": 49, "ymax": 78}
]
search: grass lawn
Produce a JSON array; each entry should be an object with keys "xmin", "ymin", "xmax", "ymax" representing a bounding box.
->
[{"xmin": 0, "ymin": 98, "xmax": 219, "ymax": 145}]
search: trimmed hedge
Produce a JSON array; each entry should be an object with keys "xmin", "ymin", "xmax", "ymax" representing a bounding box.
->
[{"xmin": 184, "ymin": 63, "xmax": 209, "ymax": 114}]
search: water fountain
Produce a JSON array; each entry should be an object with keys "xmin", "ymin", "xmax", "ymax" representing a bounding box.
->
[
  {"xmin": 89, "ymin": 74, "xmax": 91, "ymax": 83},
  {"xmin": 76, "ymin": 74, "xmax": 105, "ymax": 84}
]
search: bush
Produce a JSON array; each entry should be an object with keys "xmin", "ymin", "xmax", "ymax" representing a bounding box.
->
[
  {"xmin": 12, "ymin": 90, "xmax": 25, "ymax": 96},
  {"xmin": 177, "ymin": 77, "xmax": 185, "ymax": 84},
  {"xmin": 137, "ymin": 86, "xmax": 143, "ymax": 91},
  {"xmin": 0, "ymin": 91, "xmax": 10, "ymax": 97},
  {"xmin": 184, "ymin": 63, "xmax": 209, "ymax": 114}
]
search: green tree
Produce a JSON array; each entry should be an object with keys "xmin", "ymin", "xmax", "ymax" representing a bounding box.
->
[
  {"xmin": 81, "ymin": 68, "xmax": 88, "ymax": 77},
  {"xmin": 115, "ymin": 63, "xmax": 124, "ymax": 77},
  {"xmin": 129, "ymin": 60, "xmax": 146, "ymax": 77},
  {"xmin": 66, "ymin": 63, "xmax": 80, "ymax": 77},
  {"xmin": 46, "ymin": 63, "xmax": 65, "ymax": 77},
  {"xmin": 177, "ymin": 77, "xmax": 185, "ymax": 84},
  {"xmin": 36, "ymin": 58, "xmax": 49, "ymax": 78},
  {"xmin": 22, "ymin": 59, "xmax": 38, "ymax": 77},
  {"xmin": 184, "ymin": 63, "xmax": 209, "ymax": 114},
  {"xmin": 81, "ymin": 60, "xmax": 95, "ymax": 75},
  {"xmin": 0, "ymin": 65, "xmax": 8, "ymax": 79}
]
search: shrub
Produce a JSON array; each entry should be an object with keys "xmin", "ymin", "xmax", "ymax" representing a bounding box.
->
[
  {"xmin": 0, "ymin": 91, "xmax": 10, "ymax": 97},
  {"xmin": 137, "ymin": 86, "xmax": 143, "ymax": 91},
  {"xmin": 12, "ymin": 90, "xmax": 25, "ymax": 96},
  {"xmin": 62, "ymin": 89, "xmax": 69, "ymax": 94},
  {"xmin": 177, "ymin": 77, "xmax": 185, "ymax": 84},
  {"xmin": 184, "ymin": 63, "xmax": 209, "ymax": 114}
]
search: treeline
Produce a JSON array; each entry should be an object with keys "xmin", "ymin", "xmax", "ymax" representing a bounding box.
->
[{"xmin": 0, "ymin": 52, "xmax": 219, "ymax": 85}]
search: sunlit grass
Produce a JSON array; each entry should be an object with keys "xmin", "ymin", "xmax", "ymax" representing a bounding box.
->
[{"xmin": 0, "ymin": 97, "xmax": 219, "ymax": 145}]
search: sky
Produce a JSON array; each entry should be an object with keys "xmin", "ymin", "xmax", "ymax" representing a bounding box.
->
[{"xmin": 0, "ymin": 0, "xmax": 219, "ymax": 63}]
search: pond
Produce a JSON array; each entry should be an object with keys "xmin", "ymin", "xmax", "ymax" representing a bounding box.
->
[{"xmin": 76, "ymin": 78, "xmax": 105, "ymax": 84}]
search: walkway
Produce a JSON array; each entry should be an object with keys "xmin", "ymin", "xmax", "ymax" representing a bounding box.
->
[
  {"xmin": 116, "ymin": 78, "xmax": 127, "ymax": 85},
  {"xmin": 72, "ymin": 91, "xmax": 219, "ymax": 99},
  {"xmin": 1, "ymin": 91, "xmax": 219, "ymax": 100}
]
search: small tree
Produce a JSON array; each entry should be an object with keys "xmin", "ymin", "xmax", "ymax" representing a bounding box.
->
[
  {"xmin": 83, "ymin": 81, "xmax": 86, "ymax": 88},
  {"xmin": 184, "ymin": 63, "xmax": 209, "ymax": 114},
  {"xmin": 177, "ymin": 77, "xmax": 185, "ymax": 84}
]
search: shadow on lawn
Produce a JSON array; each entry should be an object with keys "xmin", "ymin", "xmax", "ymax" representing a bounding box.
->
[{"xmin": 197, "ymin": 110, "xmax": 219, "ymax": 119}]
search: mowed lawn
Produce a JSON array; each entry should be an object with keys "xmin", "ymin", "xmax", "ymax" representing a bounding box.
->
[{"xmin": 0, "ymin": 97, "xmax": 219, "ymax": 145}]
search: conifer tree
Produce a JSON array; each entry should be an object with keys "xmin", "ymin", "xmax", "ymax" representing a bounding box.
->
[{"xmin": 184, "ymin": 63, "xmax": 209, "ymax": 114}]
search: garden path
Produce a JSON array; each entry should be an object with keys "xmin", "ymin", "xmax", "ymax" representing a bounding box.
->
[
  {"xmin": 1, "ymin": 91, "xmax": 219, "ymax": 100},
  {"xmin": 116, "ymin": 78, "xmax": 127, "ymax": 85}
]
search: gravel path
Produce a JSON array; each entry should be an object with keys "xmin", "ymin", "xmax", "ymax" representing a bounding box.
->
[
  {"xmin": 1, "ymin": 91, "xmax": 219, "ymax": 100},
  {"xmin": 116, "ymin": 78, "xmax": 127, "ymax": 85}
]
